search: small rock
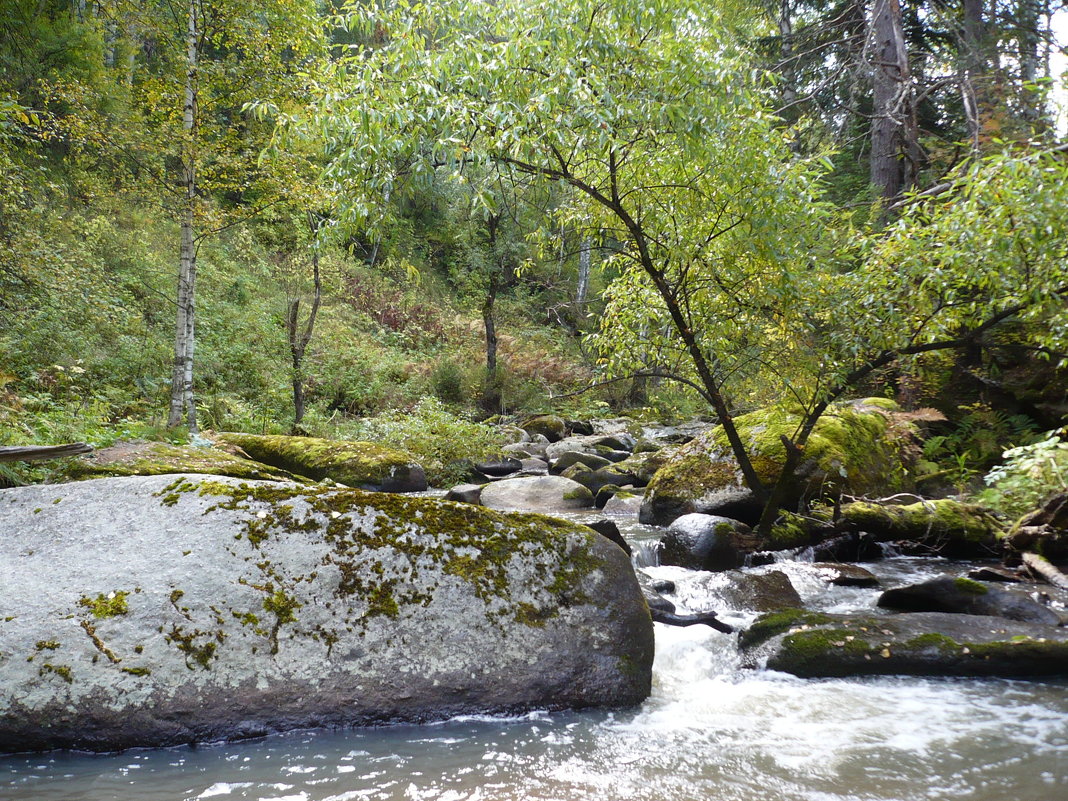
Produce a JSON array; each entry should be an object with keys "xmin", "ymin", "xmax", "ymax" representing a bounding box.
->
[
  {"xmin": 808, "ymin": 562, "xmax": 881, "ymax": 587},
  {"xmin": 967, "ymin": 566, "xmax": 1022, "ymax": 583},
  {"xmin": 474, "ymin": 458, "xmax": 523, "ymax": 478},
  {"xmin": 445, "ymin": 484, "xmax": 483, "ymax": 505}
]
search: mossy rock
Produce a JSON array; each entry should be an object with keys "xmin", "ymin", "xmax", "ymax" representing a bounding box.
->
[
  {"xmin": 0, "ymin": 475, "xmax": 653, "ymax": 751},
  {"xmin": 64, "ymin": 442, "xmax": 306, "ymax": 484},
  {"xmin": 641, "ymin": 400, "xmax": 919, "ymax": 526},
  {"xmin": 821, "ymin": 499, "xmax": 1003, "ymax": 556},
  {"xmin": 741, "ymin": 610, "xmax": 1068, "ymax": 678},
  {"xmin": 519, "ymin": 415, "xmax": 568, "ymax": 443},
  {"xmin": 217, "ymin": 434, "xmax": 426, "ymax": 492}
]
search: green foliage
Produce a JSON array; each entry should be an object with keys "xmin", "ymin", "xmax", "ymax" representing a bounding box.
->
[
  {"xmin": 918, "ymin": 403, "xmax": 1039, "ymax": 492},
  {"xmin": 980, "ymin": 430, "xmax": 1068, "ymax": 518},
  {"xmin": 330, "ymin": 397, "xmax": 506, "ymax": 487}
]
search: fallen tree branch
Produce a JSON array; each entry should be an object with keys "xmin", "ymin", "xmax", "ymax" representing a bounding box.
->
[
  {"xmin": 1021, "ymin": 551, "xmax": 1068, "ymax": 591},
  {"xmin": 0, "ymin": 443, "xmax": 93, "ymax": 463}
]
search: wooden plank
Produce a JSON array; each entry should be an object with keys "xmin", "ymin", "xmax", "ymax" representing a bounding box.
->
[{"xmin": 0, "ymin": 443, "xmax": 93, "ymax": 463}]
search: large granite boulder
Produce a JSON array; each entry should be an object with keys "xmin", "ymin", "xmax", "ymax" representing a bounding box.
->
[
  {"xmin": 217, "ymin": 434, "xmax": 427, "ymax": 492},
  {"xmin": 0, "ymin": 475, "xmax": 652, "ymax": 752},
  {"xmin": 741, "ymin": 608, "xmax": 1068, "ymax": 678},
  {"xmin": 479, "ymin": 475, "xmax": 595, "ymax": 514},
  {"xmin": 641, "ymin": 399, "xmax": 919, "ymax": 526}
]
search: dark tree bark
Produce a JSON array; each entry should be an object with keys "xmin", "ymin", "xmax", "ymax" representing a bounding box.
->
[
  {"xmin": 286, "ymin": 211, "xmax": 323, "ymax": 429},
  {"xmin": 480, "ymin": 213, "xmax": 508, "ymax": 416},
  {"xmin": 868, "ymin": 0, "xmax": 920, "ymax": 199}
]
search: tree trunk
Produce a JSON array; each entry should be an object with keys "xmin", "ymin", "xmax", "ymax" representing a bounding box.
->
[
  {"xmin": 480, "ymin": 279, "xmax": 501, "ymax": 415},
  {"xmin": 868, "ymin": 0, "xmax": 919, "ymax": 199},
  {"xmin": 1016, "ymin": 0, "xmax": 1044, "ymax": 126},
  {"xmin": 573, "ymin": 236, "xmax": 591, "ymax": 327},
  {"xmin": 168, "ymin": 0, "xmax": 198, "ymax": 431},
  {"xmin": 960, "ymin": 0, "xmax": 987, "ymax": 150},
  {"xmin": 777, "ymin": 0, "xmax": 799, "ymax": 141},
  {"xmin": 287, "ymin": 215, "xmax": 322, "ymax": 429}
]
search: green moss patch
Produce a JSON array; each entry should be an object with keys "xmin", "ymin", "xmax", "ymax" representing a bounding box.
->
[
  {"xmin": 824, "ymin": 499, "xmax": 1003, "ymax": 545},
  {"xmin": 739, "ymin": 608, "xmax": 834, "ymax": 649},
  {"xmin": 217, "ymin": 434, "xmax": 425, "ymax": 490},
  {"xmin": 646, "ymin": 401, "xmax": 918, "ymax": 514},
  {"xmin": 65, "ymin": 442, "xmax": 305, "ymax": 483},
  {"xmin": 171, "ymin": 478, "xmax": 606, "ymax": 630},
  {"xmin": 79, "ymin": 591, "xmax": 129, "ymax": 619}
]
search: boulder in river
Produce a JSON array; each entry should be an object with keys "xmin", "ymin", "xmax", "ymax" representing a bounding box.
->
[
  {"xmin": 741, "ymin": 608, "xmax": 1068, "ymax": 678},
  {"xmin": 479, "ymin": 475, "xmax": 595, "ymax": 514},
  {"xmin": 444, "ymin": 483, "xmax": 484, "ymax": 505},
  {"xmin": 518, "ymin": 415, "xmax": 569, "ymax": 443},
  {"xmin": 640, "ymin": 399, "xmax": 920, "ymax": 526},
  {"xmin": 676, "ymin": 569, "xmax": 802, "ymax": 613},
  {"xmin": 0, "ymin": 475, "xmax": 653, "ymax": 753},
  {"xmin": 877, "ymin": 577, "xmax": 1061, "ymax": 625},
  {"xmin": 216, "ymin": 434, "xmax": 427, "ymax": 492},
  {"xmin": 659, "ymin": 513, "xmax": 760, "ymax": 572}
]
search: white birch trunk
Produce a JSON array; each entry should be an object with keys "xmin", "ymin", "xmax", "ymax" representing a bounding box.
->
[{"xmin": 168, "ymin": 0, "xmax": 198, "ymax": 431}]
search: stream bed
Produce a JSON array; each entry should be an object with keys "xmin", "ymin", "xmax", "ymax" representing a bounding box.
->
[{"xmin": 3, "ymin": 513, "xmax": 1067, "ymax": 801}]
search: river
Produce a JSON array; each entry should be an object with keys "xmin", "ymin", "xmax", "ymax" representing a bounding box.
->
[{"xmin": 3, "ymin": 513, "xmax": 1067, "ymax": 801}]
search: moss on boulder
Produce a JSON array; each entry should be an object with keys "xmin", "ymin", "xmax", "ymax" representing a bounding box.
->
[
  {"xmin": 65, "ymin": 442, "xmax": 306, "ymax": 483},
  {"xmin": 741, "ymin": 609, "xmax": 1068, "ymax": 678},
  {"xmin": 519, "ymin": 415, "xmax": 568, "ymax": 443},
  {"xmin": 0, "ymin": 474, "xmax": 653, "ymax": 752},
  {"xmin": 217, "ymin": 434, "xmax": 426, "ymax": 492},
  {"xmin": 641, "ymin": 400, "xmax": 920, "ymax": 526},
  {"xmin": 819, "ymin": 499, "xmax": 1003, "ymax": 556}
]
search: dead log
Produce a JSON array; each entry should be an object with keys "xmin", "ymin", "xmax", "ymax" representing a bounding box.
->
[
  {"xmin": 1021, "ymin": 552, "xmax": 1068, "ymax": 591},
  {"xmin": 0, "ymin": 443, "xmax": 93, "ymax": 463}
]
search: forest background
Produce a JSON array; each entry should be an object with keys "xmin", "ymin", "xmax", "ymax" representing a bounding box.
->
[{"xmin": 2, "ymin": 0, "xmax": 1068, "ymax": 504}]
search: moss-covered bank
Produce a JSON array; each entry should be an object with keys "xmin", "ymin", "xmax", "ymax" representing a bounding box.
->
[{"xmin": 217, "ymin": 434, "xmax": 427, "ymax": 492}]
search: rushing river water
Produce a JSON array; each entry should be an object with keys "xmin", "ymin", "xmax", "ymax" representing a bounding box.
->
[{"xmin": 3, "ymin": 512, "xmax": 1067, "ymax": 801}]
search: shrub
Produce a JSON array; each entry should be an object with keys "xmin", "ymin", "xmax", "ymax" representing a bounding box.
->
[{"xmin": 979, "ymin": 430, "xmax": 1068, "ymax": 518}]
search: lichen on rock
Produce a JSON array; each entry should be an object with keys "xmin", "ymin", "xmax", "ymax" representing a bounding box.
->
[{"xmin": 0, "ymin": 474, "xmax": 652, "ymax": 752}]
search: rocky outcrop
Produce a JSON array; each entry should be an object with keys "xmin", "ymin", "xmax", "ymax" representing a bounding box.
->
[
  {"xmin": 877, "ymin": 577, "xmax": 1061, "ymax": 624},
  {"xmin": 641, "ymin": 399, "xmax": 919, "ymax": 526},
  {"xmin": 479, "ymin": 475, "xmax": 595, "ymax": 514},
  {"xmin": 67, "ymin": 442, "xmax": 306, "ymax": 483},
  {"xmin": 216, "ymin": 434, "xmax": 427, "ymax": 492},
  {"xmin": 741, "ymin": 609, "xmax": 1068, "ymax": 678},
  {"xmin": 0, "ymin": 475, "xmax": 653, "ymax": 753}
]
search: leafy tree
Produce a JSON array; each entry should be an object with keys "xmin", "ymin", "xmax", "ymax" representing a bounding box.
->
[{"xmin": 322, "ymin": 0, "xmax": 1068, "ymax": 530}]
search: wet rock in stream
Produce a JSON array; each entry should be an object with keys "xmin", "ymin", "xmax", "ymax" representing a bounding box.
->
[{"xmin": 741, "ymin": 608, "xmax": 1068, "ymax": 678}]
